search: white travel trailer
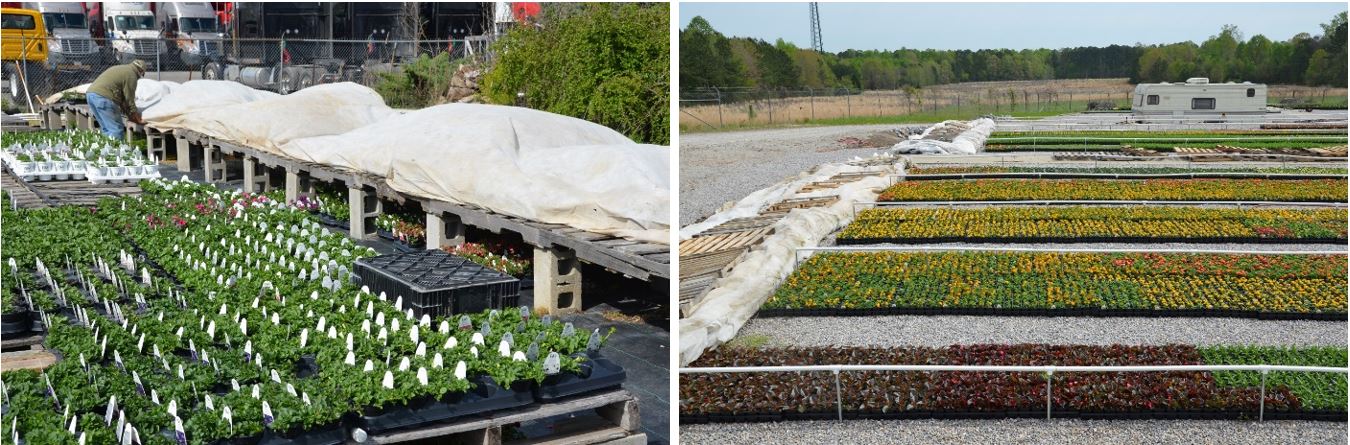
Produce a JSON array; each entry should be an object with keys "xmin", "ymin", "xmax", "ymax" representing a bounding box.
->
[
  {"xmin": 155, "ymin": 2, "xmax": 222, "ymax": 68},
  {"xmin": 1132, "ymin": 78, "xmax": 1268, "ymax": 115},
  {"xmin": 22, "ymin": 2, "xmax": 101, "ymax": 66},
  {"xmin": 99, "ymin": 1, "xmax": 169, "ymax": 66}
]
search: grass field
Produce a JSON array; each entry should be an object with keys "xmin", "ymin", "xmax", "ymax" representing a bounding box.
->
[{"xmin": 679, "ymin": 78, "xmax": 1348, "ymax": 132}]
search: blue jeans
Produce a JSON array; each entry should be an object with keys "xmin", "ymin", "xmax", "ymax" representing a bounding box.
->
[{"xmin": 86, "ymin": 92, "xmax": 125, "ymax": 140}]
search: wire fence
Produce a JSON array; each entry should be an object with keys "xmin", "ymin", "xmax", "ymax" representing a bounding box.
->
[
  {"xmin": 678, "ymin": 363, "xmax": 1349, "ymax": 422},
  {"xmin": 678, "ymin": 86, "xmax": 1347, "ymax": 130},
  {"xmin": 2, "ymin": 36, "xmax": 488, "ymax": 113}
]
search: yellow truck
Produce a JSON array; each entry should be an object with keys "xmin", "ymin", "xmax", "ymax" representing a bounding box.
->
[{"xmin": 2, "ymin": 7, "xmax": 52, "ymax": 108}]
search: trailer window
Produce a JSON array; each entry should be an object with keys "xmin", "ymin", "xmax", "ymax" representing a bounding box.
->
[
  {"xmin": 1192, "ymin": 98, "xmax": 1216, "ymax": 110},
  {"xmin": 1146, "ymin": 95, "xmax": 1159, "ymax": 105},
  {"xmin": 1246, "ymin": 88, "xmax": 1255, "ymax": 97},
  {"xmin": 2, "ymin": 14, "xmax": 36, "ymax": 30}
]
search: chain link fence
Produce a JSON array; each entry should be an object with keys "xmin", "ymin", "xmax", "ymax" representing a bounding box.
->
[
  {"xmin": 2, "ymin": 35, "xmax": 489, "ymax": 113},
  {"xmin": 678, "ymin": 85, "xmax": 1346, "ymax": 131}
]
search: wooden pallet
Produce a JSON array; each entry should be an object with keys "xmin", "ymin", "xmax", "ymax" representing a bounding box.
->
[
  {"xmin": 1, "ymin": 335, "xmax": 55, "ymax": 372},
  {"xmin": 678, "ymin": 227, "xmax": 772, "ymax": 257},
  {"xmin": 679, "ymin": 248, "xmax": 747, "ymax": 279},
  {"xmin": 697, "ymin": 215, "xmax": 780, "ymax": 237},
  {"xmin": 2, "ymin": 168, "xmax": 50, "ymax": 208},
  {"xmin": 679, "ymin": 272, "xmax": 720, "ymax": 317},
  {"xmin": 762, "ymin": 196, "xmax": 838, "ymax": 215},
  {"xmin": 799, "ymin": 172, "xmax": 885, "ymax": 193},
  {"xmin": 26, "ymin": 179, "xmax": 143, "ymax": 206},
  {"xmin": 369, "ymin": 389, "xmax": 642, "ymax": 445}
]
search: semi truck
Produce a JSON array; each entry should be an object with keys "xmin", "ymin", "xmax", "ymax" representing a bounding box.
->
[
  {"xmin": 156, "ymin": 1, "xmax": 223, "ymax": 68},
  {"xmin": 98, "ymin": 1, "xmax": 169, "ymax": 67},
  {"xmin": 22, "ymin": 2, "xmax": 100, "ymax": 67}
]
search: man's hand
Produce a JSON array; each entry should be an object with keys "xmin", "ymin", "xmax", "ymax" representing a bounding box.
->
[{"xmin": 130, "ymin": 113, "xmax": 145, "ymax": 125}]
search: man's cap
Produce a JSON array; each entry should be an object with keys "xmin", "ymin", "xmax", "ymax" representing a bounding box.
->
[{"xmin": 131, "ymin": 60, "xmax": 146, "ymax": 72}]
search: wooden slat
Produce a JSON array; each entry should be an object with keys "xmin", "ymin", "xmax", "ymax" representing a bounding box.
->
[
  {"xmin": 678, "ymin": 227, "xmax": 771, "ymax": 256},
  {"xmin": 679, "ymin": 248, "xmax": 746, "ymax": 279},
  {"xmin": 762, "ymin": 196, "xmax": 838, "ymax": 214},
  {"xmin": 370, "ymin": 390, "xmax": 636, "ymax": 443},
  {"xmin": 1, "ymin": 348, "xmax": 56, "ymax": 372}
]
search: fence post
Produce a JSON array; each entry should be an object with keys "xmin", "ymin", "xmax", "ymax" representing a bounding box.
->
[
  {"xmin": 833, "ymin": 369, "xmax": 843, "ymax": 421},
  {"xmin": 846, "ymin": 89, "xmax": 852, "ymax": 118},
  {"xmin": 1045, "ymin": 369, "xmax": 1054, "ymax": 420},
  {"xmin": 809, "ymin": 87, "xmax": 815, "ymax": 121},
  {"xmin": 1259, "ymin": 369, "xmax": 1268, "ymax": 421},
  {"xmin": 714, "ymin": 87, "xmax": 724, "ymax": 128}
]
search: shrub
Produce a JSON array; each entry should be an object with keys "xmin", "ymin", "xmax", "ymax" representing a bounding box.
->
[{"xmin": 481, "ymin": 3, "xmax": 670, "ymax": 145}]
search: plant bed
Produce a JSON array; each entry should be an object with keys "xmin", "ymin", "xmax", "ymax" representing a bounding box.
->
[
  {"xmin": 533, "ymin": 354, "xmax": 627, "ymax": 402},
  {"xmin": 355, "ymin": 377, "xmax": 535, "ymax": 434},
  {"xmin": 877, "ymin": 178, "xmax": 1348, "ymax": 202},
  {"xmin": 754, "ymin": 307, "xmax": 1348, "ymax": 321},
  {"xmin": 679, "ymin": 344, "xmax": 1348, "ymax": 424},
  {"xmin": 839, "ymin": 207, "xmax": 1348, "ymax": 244},
  {"xmin": 767, "ymin": 251, "xmax": 1347, "ymax": 315}
]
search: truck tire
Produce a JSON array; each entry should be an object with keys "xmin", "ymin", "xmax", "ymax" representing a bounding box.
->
[
  {"xmin": 202, "ymin": 62, "xmax": 224, "ymax": 80},
  {"xmin": 3, "ymin": 63, "xmax": 53, "ymax": 106},
  {"xmin": 296, "ymin": 71, "xmax": 313, "ymax": 91}
]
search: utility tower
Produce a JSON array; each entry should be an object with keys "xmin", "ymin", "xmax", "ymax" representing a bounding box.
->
[{"xmin": 809, "ymin": 2, "xmax": 823, "ymax": 52}]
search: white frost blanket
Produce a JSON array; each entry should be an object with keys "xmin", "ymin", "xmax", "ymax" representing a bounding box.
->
[
  {"xmin": 280, "ymin": 103, "xmax": 670, "ymax": 244},
  {"xmin": 679, "ymin": 169, "xmax": 893, "ymax": 365},
  {"xmin": 145, "ymin": 82, "xmax": 395, "ymax": 152},
  {"xmin": 142, "ymin": 80, "xmax": 275, "ymax": 123},
  {"xmin": 891, "ymin": 118, "xmax": 995, "ymax": 154},
  {"xmin": 42, "ymin": 78, "xmax": 181, "ymax": 108}
]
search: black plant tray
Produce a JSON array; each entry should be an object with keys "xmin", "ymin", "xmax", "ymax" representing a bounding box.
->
[
  {"xmin": 259, "ymin": 423, "xmax": 345, "ymax": 445},
  {"xmin": 755, "ymin": 306, "xmax": 1348, "ymax": 321},
  {"xmin": 835, "ymin": 236, "xmax": 1349, "ymax": 245},
  {"xmin": 533, "ymin": 354, "xmax": 627, "ymax": 402},
  {"xmin": 313, "ymin": 212, "xmax": 349, "ymax": 230},
  {"xmin": 682, "ymin": 409, "xmax": 1349, "ymax": 424},
  {"xmin": 1, "ymin": 310, "xmax": 32, "ymax": 335},
  {"xmin": 355, "ymin": 377, "xmax": 534, "ymax": 434}
]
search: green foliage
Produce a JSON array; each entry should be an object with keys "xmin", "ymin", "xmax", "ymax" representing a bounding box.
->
[
  {"xmin": 1200, "ymin": 346, "xmax": 1349, "ymax": 411},
  {"xmin": 680, "ymin": 12, "xmax": 1348, "ymax": 89},
  {"xmin": 372, "ymin": 52, "xmax": 463, "ymax": 109},
  {"xmin": 481, "ymin": 3, "xmax": 669, "ymax": 145}
]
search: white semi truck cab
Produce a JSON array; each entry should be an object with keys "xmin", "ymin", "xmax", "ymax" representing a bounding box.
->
[
  {"xmin": 23, "ymin": 2, "xmax": 100, "ymax": 67},
  {"xmin": 100, "ymin": 1, "xmax": 168, "ymax": 66},
  {"xmin": 156, "ymin": 1, "xmax": 222, "ymax": 68}
]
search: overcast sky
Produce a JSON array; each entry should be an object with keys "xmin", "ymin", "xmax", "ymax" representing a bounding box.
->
[{"xmin": 680, "ymin": 2, "xmax": 1348, "ymax": 52}]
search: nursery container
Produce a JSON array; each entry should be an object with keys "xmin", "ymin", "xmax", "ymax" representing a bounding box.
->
[{"xmin": 355, "ymin": 250, "xmax": 520, "ymax": 319}]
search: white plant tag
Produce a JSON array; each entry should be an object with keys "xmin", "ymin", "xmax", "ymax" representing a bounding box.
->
[
  {"xmin": 364, "ymin": 360, "xmax": 375, "ymax": 372},
  {"xmin": 415, "ymin": 342, "xmax": 427, "ymax": 357},
  {"xmin": 382, "ymin": 371, "xmax": 395, "ymax": 389},
  {"xmin": 444, "ymin": 336, "xmax": 457, "ymax": 349},
  {"xmin": 398, "ymin": 357, "xmax": 410, "ymax": 372},
  {"xmin": 433, "ymin": 353, "xmax": 444, "ymax": 368},
  {"xmin": 417, "ymin": 368, "xmax": 429, "ymax": 386},
  {"xmin": 454, "ymin": 361, "xmax": 467, "ymax": 380}
]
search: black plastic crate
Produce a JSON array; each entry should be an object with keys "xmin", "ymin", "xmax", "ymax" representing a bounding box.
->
[{"xmin": 355, "ymin": 251, "xmax": 520, "ymax": 319}]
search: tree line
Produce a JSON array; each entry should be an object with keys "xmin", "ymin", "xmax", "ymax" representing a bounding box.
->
[{"xmin": 680, "ymin": 12, "xmax": 1347, "ymax": 91}]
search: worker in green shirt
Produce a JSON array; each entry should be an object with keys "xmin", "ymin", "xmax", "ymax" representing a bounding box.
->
[{"xmin": 86, "ymin": 59, "xmax": 146, "ymax": 140}]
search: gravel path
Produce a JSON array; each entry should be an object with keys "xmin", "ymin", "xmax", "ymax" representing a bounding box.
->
[
  {"xmin": 679, "ymin": 419, "xmax": 1349, "ymax": 445},
  {"xmin": 736, "ymin": 315, "xmax": 1347, "ymax": 348},
  {"xmin": 679, "ymin": 124, "xmax": 911, "ymax": 225}
]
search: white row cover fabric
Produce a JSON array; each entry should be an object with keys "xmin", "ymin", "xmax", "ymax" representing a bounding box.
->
[
  {"xmin": 678, "ymin": 162, "xmax": 896, "ymax": 365},
  {"xmin": 141, "ymin": 80, "xmax": 273, "ymax": 123},
  {"xmin": 135, "ymin": 81, "xmax": 668, "ymax": 244},
  {"xmin": 279, "ymin": 103, "xmax": 669, "ymax": 244},
  {"xmin": 890, "ymin": 118, "xmax": 996, "ymax": 155},
  {"xmin": 147, "ymin": 82, "xmax": 395, "ymax": 153}
]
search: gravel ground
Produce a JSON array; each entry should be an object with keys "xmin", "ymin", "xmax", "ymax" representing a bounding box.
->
[
  {"xmin": 679, "ymin": 124, "xmax": 912, "ymax": 225},
  {"xmin": 679, "ymin": 419, "xmax": 1349, "ymax": 445},
  {"xmin": 736, "ymin": 315, "xmax": 1347, "ymax": 348}
]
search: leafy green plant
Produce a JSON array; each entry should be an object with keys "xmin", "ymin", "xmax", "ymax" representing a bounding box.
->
[{"xmin": 481, "ymin": 3, "xmax": 670, "ymax": 145}]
